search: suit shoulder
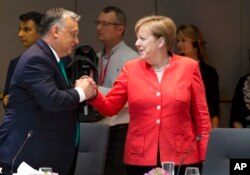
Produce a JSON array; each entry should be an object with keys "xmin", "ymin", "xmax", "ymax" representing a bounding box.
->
[
  {"xmin": 118, "ymin": 41, "xmax": 138, "ymax": 57},
  {"xmin": 199, "ymin": 61, "xmax": 218, "ymax": 75},
  {"xmin": 200, "ymin": 60, "xmax": 215, "ymax": 69},
  {"xmin": 238, "ymin": 74, "xmax": 250, "ymax": 84},
  {"xmin": 9, "ymin": 56, "xmax": 21, "ymax": 67}
]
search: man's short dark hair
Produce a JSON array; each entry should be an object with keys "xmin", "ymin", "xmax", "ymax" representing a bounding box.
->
[
  {"xmin": 19, "ymin": 11, "xmax": 43, "ymax": 30},
  {"xmin": 102, "ymin": 6, "xmax": 127, "ymax": 26}
]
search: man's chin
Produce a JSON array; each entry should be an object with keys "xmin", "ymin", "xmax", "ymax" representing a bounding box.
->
[
  {"xmin": 67, "ymin": 49, "xmax": 74, "ymax": 55},
  {"xmin": 22, "ymin": 43, "xmax": 30, "ymax": 48}
]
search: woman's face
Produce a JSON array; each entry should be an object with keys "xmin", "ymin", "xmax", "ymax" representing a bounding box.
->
[
  {"xmin": 176, "ymin": 31, "xmax": 197, "ymax": 58},
  {"xmin": 135, "ymin": 25, "xmax": 160, "ymax": 63}
]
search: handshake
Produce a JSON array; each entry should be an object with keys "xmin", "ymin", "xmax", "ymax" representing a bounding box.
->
[{"xmin": 74, "ymin": 76, "xmax": 98, "ymax": 100}]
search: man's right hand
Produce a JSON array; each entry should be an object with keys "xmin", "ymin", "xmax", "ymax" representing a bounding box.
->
[
  {"xmin": 75, "ymin": 77, "xmax": 97, "ymax": 100},
  {"xmin": 3, "ymin": 95, "xmax": 9, "ymax": 107}
]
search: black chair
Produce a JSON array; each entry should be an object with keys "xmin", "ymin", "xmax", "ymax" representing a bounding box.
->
[
  {"xmin": 202, "ymin": 128, "xmax": 250, "ymax": 175},
  {"xmin": 74, "ymin": 123, "xmax": 110, "ymax": 175},
  {"xmin": 66, "ymin": 45, "xmax": 100, "ymax": 122}
]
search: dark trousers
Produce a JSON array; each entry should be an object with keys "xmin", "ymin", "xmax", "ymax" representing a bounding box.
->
[
  {"xmin": 68, "ymin": 145, "xmax": 79, "ymax": 175},
  {"xmin": 104, "ymin": 124, "xmax": 128, "ymax": 175}
]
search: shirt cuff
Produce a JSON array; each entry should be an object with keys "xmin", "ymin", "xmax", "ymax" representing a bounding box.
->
[{"xmin": 75, "ymin": 87, "xmax": 86, "ymax": 102}]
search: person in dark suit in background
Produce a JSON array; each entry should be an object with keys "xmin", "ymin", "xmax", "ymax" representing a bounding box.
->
[
  {"xmin": 177, "ymin": 24, "xmax": 220, "ymax": 128},
  {"xmin": 3, "ymin": 11, "xmax": 43, "ymax": 108},
  {"xmin": 0, "ymin": 8, "xmax": 95, "ymax": 175}
]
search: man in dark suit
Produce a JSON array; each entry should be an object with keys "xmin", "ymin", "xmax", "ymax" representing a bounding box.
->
[
  {"xmin": 0, "ymin": 8, "xmax": 95, "ymax": 175},
  {"xmin": 3, "ymin": 11, "xmax": 43, "ymax": 108}
]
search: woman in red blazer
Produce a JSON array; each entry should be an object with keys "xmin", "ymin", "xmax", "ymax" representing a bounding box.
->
[{"xmin": 89, "ymin": 15, "xmax": 211, "ymax": 175}]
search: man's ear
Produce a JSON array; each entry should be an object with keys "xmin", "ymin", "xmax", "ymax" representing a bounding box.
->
[
  {"xmin": 51, "ymin": 25, "xmax": 60, "ymax": 39},
  {"xmin": 117, "ymin": 25, "xmax": 125, "ymax": 35},
  {"xmin": 158, "ymin": 37, "xmax": 165, "ymax": 48}
]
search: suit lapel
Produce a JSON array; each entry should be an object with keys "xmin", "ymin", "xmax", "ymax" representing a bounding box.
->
[{"xmin": 36, "ymin": 39, "xmax": 70, "ymax": 88}]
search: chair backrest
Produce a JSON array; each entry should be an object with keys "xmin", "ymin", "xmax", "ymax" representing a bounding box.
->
[
  {"xmin": 74, "ymin": 123, "xmax": 110, "ymax": 175},
  {"xmin": 202, "ymin": 128, "xmax": 250, "ymax": 175}
]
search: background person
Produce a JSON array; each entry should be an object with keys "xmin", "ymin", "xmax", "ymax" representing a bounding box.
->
[
  {"xmin": 89, "ymin": 15, "xmax": 211, "ymax": 175},
  {"xmin": 95, "ymin": 6, "xmax": 138, "ymax": 175},
  {"xmin": 230, "ymin": 51, "xmax": 250, "ymax": 128},
  {"xmin": 3, "ymin": 11, "xmax": 43, "ymax": 108},
  {"xmin": 176, "ymin": 24, "xmax": 220, "ymax": 128},
  {"xmin": 230, "ymin": 73, "xmax": 250, "ymax": 128},
  {"xmin": 0, "ymin": 8, "xmax": 95, "ymax": 175}
]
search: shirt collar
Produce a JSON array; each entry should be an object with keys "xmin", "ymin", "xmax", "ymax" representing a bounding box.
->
[
  {"xmin": 101, "ymin": 40, "xmax": 125, "ymax": 58},
  {"xmin": 48, "ymin": 45, "xmax": 60, "ymax": 63}
]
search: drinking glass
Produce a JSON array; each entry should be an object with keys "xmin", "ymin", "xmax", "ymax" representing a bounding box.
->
[
  {"xmin": 184, "ymin": 167, "xmax": 200, "ymax": 175},
  {"xmin": 39, "ymin": 167, "xmax": 53, "ymax": 175},
  {"xmin": 162, "ymin": 162, "xmax": 175, "ymax": 175}
]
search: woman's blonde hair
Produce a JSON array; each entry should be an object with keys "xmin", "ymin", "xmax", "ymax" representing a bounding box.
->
[{"xmin": 135, "ymin": 15, "xmax": 176, "ymax": 56}]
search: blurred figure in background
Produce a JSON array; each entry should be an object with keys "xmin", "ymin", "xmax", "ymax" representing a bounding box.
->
[
  {"xmin": 95, "ymin": 6, "xmax": 138, "ymax": 175},
  {"xmin": 3, "ymin": 11, "xmax": 43, "ymax": 108},
  {"xmin": 230, "ymin": 50, "xmax": 250, "ymax": 128},
  {"xmin": 177, "ymin": 24, "xmax": 220, "ymax": 128}
]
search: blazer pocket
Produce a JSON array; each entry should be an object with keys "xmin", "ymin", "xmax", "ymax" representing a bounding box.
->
[
  {"xmin": 129, "ymin": 134, "xmax": 145, "ymax": 154},
  {"xmin": 174, "ymin": 132, "xmax": 194, "ymax": 153}
]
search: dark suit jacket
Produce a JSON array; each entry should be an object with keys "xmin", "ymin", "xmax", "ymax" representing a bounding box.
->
[
  {"xmin": 3, "ymin": 56, "xmax": 20, "ymax": 97},
  {"xmin": 0, "ymin": 39, "xmax": 80, "ymax": 175},
  {"xmin": 199, "ymin": 60, "xmax": 220, "ymax": 118},
  {"xmin": 3, "ymin": 55, "xmax": 71, "ymax": 97}
]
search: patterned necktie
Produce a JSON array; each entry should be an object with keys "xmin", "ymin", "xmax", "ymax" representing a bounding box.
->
[{"xmin": 58, "ymin": 60, "xmax": 69, "ymax": 86}]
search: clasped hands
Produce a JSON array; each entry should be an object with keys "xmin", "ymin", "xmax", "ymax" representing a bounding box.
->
[{"xmin": 75, "ymin": 76, "xmax": 97, "ymax": 100}]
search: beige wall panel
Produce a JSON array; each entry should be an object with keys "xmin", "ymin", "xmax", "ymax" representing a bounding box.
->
[
  {"xmin": 75, "ymin": 0, "xmax": 156, "ymax": 53},
  {"xmin": 158, "ymin": 0, "xmax": 250, "ymax": 127}
]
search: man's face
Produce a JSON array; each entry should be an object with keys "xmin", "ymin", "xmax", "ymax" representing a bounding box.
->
[
  {"xmin": 18, "ymin": 19, "xmax": 40, "ymax": 48},
  {"xmin": 96, "ymin": 12, "xmax": 124, "ymax": 45},
  {"xmin": 56, "ymin": 17, "xmax": 79, "ymax": 57}
]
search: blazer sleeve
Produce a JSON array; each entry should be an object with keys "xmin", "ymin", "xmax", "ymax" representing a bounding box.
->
[
  {"xmin": 89, "ymin": 65, "xmax": 128, "ymax": 116},
  {"xmin": 3, "ymin": 58, "xmax": 19, "ymax": 96}
]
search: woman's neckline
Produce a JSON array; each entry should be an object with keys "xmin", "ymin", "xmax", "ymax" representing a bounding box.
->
[{"xmin": 152, "ymin": 56, "xmax": 171, "ymax": 72}]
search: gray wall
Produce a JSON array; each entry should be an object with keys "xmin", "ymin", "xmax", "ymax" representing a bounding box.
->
[{"xmin": 1, "ymin": 0, "xmax": 250, "ymax": 127}]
